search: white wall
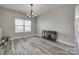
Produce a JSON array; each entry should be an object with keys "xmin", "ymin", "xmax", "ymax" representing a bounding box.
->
[
  {"xmin": 0, "ymin": 8, "xmax": 37, "ymax": 38},
  {"xmin": 37, "ymin": 5, "xmax": 75, "ymax": 45},
  {"xmin": 0, "ymin": 28, "xmax": 2, "ymax": 44},
  {"xmin": 75, "ymin": 5, "xmax": 79, "ymax": 18},
  {"xmin": 75, "ymin": 5, "xmax": 79, "ymax": 54}
]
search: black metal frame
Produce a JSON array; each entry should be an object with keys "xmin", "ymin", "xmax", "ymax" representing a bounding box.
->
[
  {"xmin": 42, "ymin": 30, "xmax": 57, "ymax": 42},
  {"xmin": 0, "ymin": 37, "xmax": 9, "ymax": 46}
]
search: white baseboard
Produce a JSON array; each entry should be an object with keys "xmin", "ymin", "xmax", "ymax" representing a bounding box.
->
[
  {"xmin": 10, "ymin": 34, "xmax": 36, "ymax": 40},
  {"xmin": 57, "ymin": 40, "xmax": 75, "ymax": 47},
  {"xmin": 35, "ymin": 34, "xmax": 42, "ymax": 37}
]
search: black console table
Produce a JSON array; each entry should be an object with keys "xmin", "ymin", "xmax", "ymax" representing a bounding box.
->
[{"xmin": 42, "ymin": 30, "xmax": 57, "ymax": 42}]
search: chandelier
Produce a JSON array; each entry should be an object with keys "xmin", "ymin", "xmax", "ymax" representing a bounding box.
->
[{"xmin": 26, "ymin": 4, "xmax": 37, "ymax": 18}]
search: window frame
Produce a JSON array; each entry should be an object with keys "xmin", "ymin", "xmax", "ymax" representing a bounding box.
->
[
  {"xmin": 24, "ymin": 20, "xmax": 31, "ymax": 32},
  {"xmin": 15, "ymin": 18, "xmax": 31, "ymax": 33}
]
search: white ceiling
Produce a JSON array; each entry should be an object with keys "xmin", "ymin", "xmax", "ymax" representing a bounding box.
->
[{"xmin": 0, "ymin": 4, "xmax": 66, "ymax": 16}]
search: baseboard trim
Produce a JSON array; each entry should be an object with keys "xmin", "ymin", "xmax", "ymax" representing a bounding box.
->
[
  {"xmin": 57, "ymin": 40, "xmax": 75, "ymax": 47},
  {"xmin": 9, "ymin": 34, "xmax": 36, "ymax": 40},
  {"xmin": 35, "ymin": 34, "xmax": 42, "ymax": 37}
]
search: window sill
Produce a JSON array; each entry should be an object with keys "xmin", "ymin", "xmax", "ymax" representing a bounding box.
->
[{"xmin": 15, "ymin": 31, "xmax": 31, "ymax": 34}]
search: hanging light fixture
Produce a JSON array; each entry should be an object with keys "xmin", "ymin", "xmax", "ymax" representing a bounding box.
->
[{"xmin": 26, "ymin": 4, "xmax": 37, "ymax": 18}]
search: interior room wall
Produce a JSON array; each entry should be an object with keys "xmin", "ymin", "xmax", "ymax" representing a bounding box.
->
[
  {"xmin": 75, "ymin": 5, "xmax": 79, "ymax": 54},
  {"xmin": 37, "ymin": 5, "xmax": 75, "ymax": 45},
  {"xmin": 0, "ymin": 7, "xmax": 37, "ymax": 38}
]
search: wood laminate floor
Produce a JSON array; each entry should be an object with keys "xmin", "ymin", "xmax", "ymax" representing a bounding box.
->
[{"xmin": 0, "ymin": 36, "xmax": 74, "ymax": 55}]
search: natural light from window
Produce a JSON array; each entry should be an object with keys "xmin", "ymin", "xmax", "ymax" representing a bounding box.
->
[{"xmin": 15, "ymin": 18, "xmax": 31, "ymax": 33}]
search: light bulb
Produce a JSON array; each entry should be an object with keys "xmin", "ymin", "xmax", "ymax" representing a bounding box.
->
[
  {"xmin": 34, "ymin": 15, "xmax": 37, "ymax": 16},
  {"xmin": 29, "ymin": 16, "xmax": 31, "ymax": 17},
  {"xmin": 27, "ymin": 14, "xmax": 29, "ymax": 16},
  {"xmin": 32, "ymin": 13, "xmax": 34, "ymax": 15}
]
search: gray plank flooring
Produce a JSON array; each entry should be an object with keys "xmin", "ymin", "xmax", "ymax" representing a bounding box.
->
[{"xmin": 0, "ymin": 36, "xmax": 74, "ymax": 55}]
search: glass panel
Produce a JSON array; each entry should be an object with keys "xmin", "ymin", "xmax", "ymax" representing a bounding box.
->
[
  {"xmin": 15, "ymin": 19, "xmax": 24, "ymax": 25},
  {"xmin": 25, "ymin": 20, "xmax": 31, "ymax": 26},
  {"xmin": 25, "ymin": 26, "xmax": 31, "ymax": 32},
  {"xmin": 15, "ymin": 26, "xmax": 23, "ymax": 33}
]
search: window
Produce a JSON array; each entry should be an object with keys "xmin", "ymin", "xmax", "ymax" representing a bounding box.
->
[
  {"xmin": 15, "ymin": 18, "xmax": 31, "ymax": 33},
  {"xmin": 25, "ymin": 20, "xmax": 31, "ymax": 32},
  {"xmin": 15, "ymin": 19, "xmax": 24, "ymax": 33}
]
